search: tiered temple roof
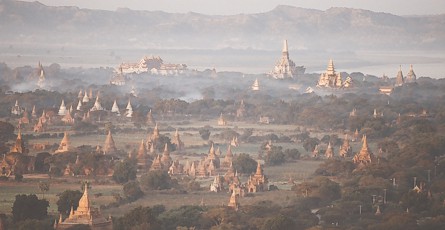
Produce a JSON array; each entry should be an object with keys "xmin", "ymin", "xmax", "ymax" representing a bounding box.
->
[
  {"xmin": 352, "ymin": 135, "xmax": 373, "ymax": 167},
  {"xmin": 246, "ymin": 161, "xmax": 268, "ymax": 193},
  {"xmin": 269, "ymin": 40, "xmax": 304, "ymax": 79},
  {"xmin": 55, "ymin": 184, "xmax": 113, "ymax": 229},
  {"xmin": 317, "ymin": 59, "xmax": 346, "ymax": 88}
]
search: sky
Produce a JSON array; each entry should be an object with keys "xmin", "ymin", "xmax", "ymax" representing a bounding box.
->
[{"xmin": 22, "ymin": 0, "xmax": 445, "ymax": 16}]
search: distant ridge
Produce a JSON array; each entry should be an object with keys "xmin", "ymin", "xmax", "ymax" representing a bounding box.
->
[{"xmin": 0, "ymin": 1, "xmax": 444, "ymax": 51}]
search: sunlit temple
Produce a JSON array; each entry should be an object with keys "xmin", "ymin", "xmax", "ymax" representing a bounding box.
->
[
  {"xmin": 317, "ymin": 59, "xmax": 352, "ymax": 88},
  {"xmin": 269, "ymin": 40, "xmax": 305, "ymax": 79},
  {"xmin": 55, "ymin": 185, "xmax": 113, "ymax": 229}
]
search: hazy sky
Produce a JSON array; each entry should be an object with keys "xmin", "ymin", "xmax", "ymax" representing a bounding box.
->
[{"xmin": 23, "ymin": 0, "xmax": 445, "ymax": 15}]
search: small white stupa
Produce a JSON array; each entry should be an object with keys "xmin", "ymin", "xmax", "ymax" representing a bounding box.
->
[{"xmin": 58, "ymin": 100, "xmax": 67, "ymax": 116}]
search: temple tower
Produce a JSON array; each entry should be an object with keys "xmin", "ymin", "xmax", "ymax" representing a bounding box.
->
[
  {"xmin": 55, "ymin": 132, "xmax": 74, "ymax": 153},
  {"xmin": 352, "ymin": 135, "xmax": 373, "ymax": 167},
  {"xmin": 395, "ymin": 65, "xmax": 404, "ymax": 87},
  {"xmin": 103, "ymin": 130, "xmax": 117, "ymax": 154},
  {"xmin": 406, "ymin": 64, "xmax": 417, "ymax": 83},
  {"xmin": 58, "ymin": 100, "xmax": 67, "ymax": 116}
]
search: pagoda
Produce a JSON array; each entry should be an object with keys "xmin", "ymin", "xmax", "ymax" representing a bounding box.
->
[
  {"xmin": 103, "ymin": 130, "xmax": 117, "ymax": 154},
  {"xmin": 31, "ymin": 105, "xmax": 37, "ymax": 119},
  {"xmin": 406, "ymin": 64, "xmax": 417, "ymax": 83},
  {"xmin": 11, "ymin": 100, "xmax": 23, "ymax": 116},
  {"xmin": 324, "ymin": 142, "xmax": 334, "ymax": 158},
  {"xmin": 352, "ymin": 135, "xmax": 373, "ymax": 167},
  {"xmin": 136, "ymin": 140, "xmax": 147, "ymax": 172},
  {"xmin": 206, "ymin": 143, "xmax": 220, "ymax": 168},
  {"xmin": 251, "ymin": 78, "xmax": 260, "ymax": 91},
  {"xmin": 146, "ymin": 109, "xmax": 155, "ymax": 125},
  {"xmin": 395, "ymin": 65, "xmax": 404, "ymax": 87},
  {"xmin": 246, "ymin": 161, "xmax": 268, "ymax": 193},
  {"xmin": 82, "ymin": 91, "xmax": 89, "ymax": 103},
  {"xmin": 111, "ymin": 100, "xmax": 120, "ymax": 115},
  {"xmin": 160, "ymin": 144, "xmax": 172, "ymax": 168},
  {"xmin": 221, "ymin": 145, "xmax": 233, "ymax": 168},
  {"xmin": 339, "ymin": 134, "xmax": 352, "ymax": 157},
  {"xmin": 61, "ymin": 111, "xmax": 74, "ymax": 125},
  {"xmin": 125, "ymin": 99, "xmax": 133, "ymax": 118},
  {"xmin": 10, "ymin": 129, "xmax": 26, "ymax": 154},
  {"xmin": 90, "ymin": 95, "xmax": 104, "ymax": 112},
  {"xmin": 149, "ymin": 155, "xmax": 163, "ymax": 171},
  {"xmin": 269, "ymin": 40, "xmax": 304, "ymax": 79},
  {"xmin": 76, "ymin": 100, "xmax": 82, "ymax": 111},
  {"xmin": 57, "ymin": 100, "xmax": 67, "ymax": 116},
  {"xmin": 55, "ymin": 132, "xmax": 74, "ymax": 153},
  {"xmin": 236, "ymin": 100, "xmax": 246, "ymax": 118},
  {"xmin": 55, "ymin": 184, "xmax": 113, "ymax": 229},
  {"xmin": 217, "ymin": 113, "xmax": 227, "ymax": 126},
  {"xmin": 317, "ymin": 59, "xmax": 344, "ymax": 88},
  {"xmin": 172, "ymin": 129, "xmax": 184, "ymax": 153},
  {"xmin": 227, "ymin": 190, "xmax": 240, "ymax": 211},
  {"xmin": 37, "ymin": 62, "xmax": 46, "ymax": 89}
]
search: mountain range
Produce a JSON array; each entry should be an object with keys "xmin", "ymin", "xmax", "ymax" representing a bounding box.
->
[{"xmin": 1, "ymin": 0, "xmax": 444, "ymax": 52}]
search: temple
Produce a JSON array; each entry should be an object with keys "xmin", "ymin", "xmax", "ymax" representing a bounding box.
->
[
  {"xmin": 269, "ymin": 40, "xmax": 305, "ymax": 79},
  {"xmin": 228, "ymin": 190, "xmax": 240, "ymax": 211},
  {"xmin": 58, "ymin": 100, "xmax": 67, "ymax": 116},
  {"xmin": 111, "ymin": 100, "xmax": 120, "ymax": 115},
  {"xmin": 339, "ymin": 134, "xmax": 352, "ymax": 157},
  {"xmin": 90, "ymin": 95, "xmax": 104, "ymax": 112},
  {"xmin": 37, "ymin": 62, "xmax": 46, "ymax": 89},
  {"xmin": 246, "ymin": 161, "xmax": 268, "ymax": 193},
  {"xmin": 217, "ymin": 113, "xmax": 227, "ymax": 126},
  {"xmin": 146, "ymin": 109, "xmax": 155, "ymax": 125},
  {"xmin": 55, "ymin": 184, "xmax": 113, "ymax": 229},
  {"xmin": 55, "ymin": 132, "xmax": 74, "ymax": 153},
  {"xmin": 324, "ymin": 142, "xmax": 334, "ymax": 158},
  {"xmin": 136, "ymin": 140, "xmax": 148, "ymax": 173},
  {"xmin": 110, "ymin": 67, "xmax": 127, "ymax": 86},
  {"xmin": 395, "ymin": 65, "xmax": 404, "ymax": 87},
  {"xmin": 352, "ymin": 135, "xmax": 374, "ymax": 167},
  {"xmin": 119, "ymin": 56, "xmax": 188, "ymax": 76},
  {"xmin": 406, "ymin": 64, "xmax": 417, "ymax": 83},
  {"xmin": 103, "ymin": 131, "xmax": 117, "ymax": 154},
  {"xmin": 125, "ymin": 99, "xmax": 133, "ymax": 118},
  {"xmin": 10, "ymin": 129, "xmax": 26, "ymax": 154},
  {"xmin": 172, "ymin": 129, "xmax": 184, "ymax": 153},
  {"xmin": 317, "ymin": 59, "xmax": 348, "ymax": 88},
  {"xmin": 11, "ymin": 100, "xmax": 23, "ymax": 116},
  {"xmin": 251, "ymin": 78, "xmax": 260, "ymax": 91}
]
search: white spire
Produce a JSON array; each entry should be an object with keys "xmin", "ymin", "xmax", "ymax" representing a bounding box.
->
[
  {"xmin": 282, "ymin": 39, "xmax": 288, "ymax": 53},
  {"xmin": 58, "ymin": 100, "xmax": 67, "ymax": 116}
]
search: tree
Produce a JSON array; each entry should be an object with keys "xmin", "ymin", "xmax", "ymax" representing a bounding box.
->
[
  {"xmin": 123, "ymin": 181, "xmax": 144, "ymax": 202},
  {"xmin": 113, "ymin": 206, "xmax": 162, "ymax": 230},
  {"xmin": 199, "ymin": 128, "xmax": 211, "ymax": 140},
  {"xmin": 14, "ymin": 219, "xmax": 52, "ymax": 230},
  {"xmin": 113, "ymin": 159, "xmax": 137, "ymax": 184},
  {"xmin": 0, "ymin": 121, "xmax": 14, "ymax": 153},
  {"xmin": 12, "ymin": 194, "xmax": 49, "ymax": 222},
  {"xmin": 265, "ymin": 147, "xmax": 285, "ymax": 166},
  {"xmin": 160, "ymin": 205, "xmax": 204, "ymax": 230},
  {"xmin": 56, "ymin": 190, "xmax": 83, "ymax": 216},
  {"xmin": 140, "ymin": 170, "xmax": 173, "ymax": 191},
  {"xmin": 284, "ymin": 148, "xmax": 301, "ymax": 160},
  {"xmin": 261, "ymin": 214, "xmax": 296, "ymax": 230},
  {"xmin": 38, "ymin": 181, "xmax": 50, "ymax": 199},
  {"xmin": 233, "ymin": 153, "xmax": 257, "ymax": 174},
  {"xmin": 34, "ymin": 152, "xmax": 51, "ymax": 173}
]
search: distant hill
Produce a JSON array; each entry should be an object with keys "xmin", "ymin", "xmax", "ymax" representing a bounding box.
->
[{"xmin": 1, "ymin": 1, "xmax": 444, "ymax": 51}]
